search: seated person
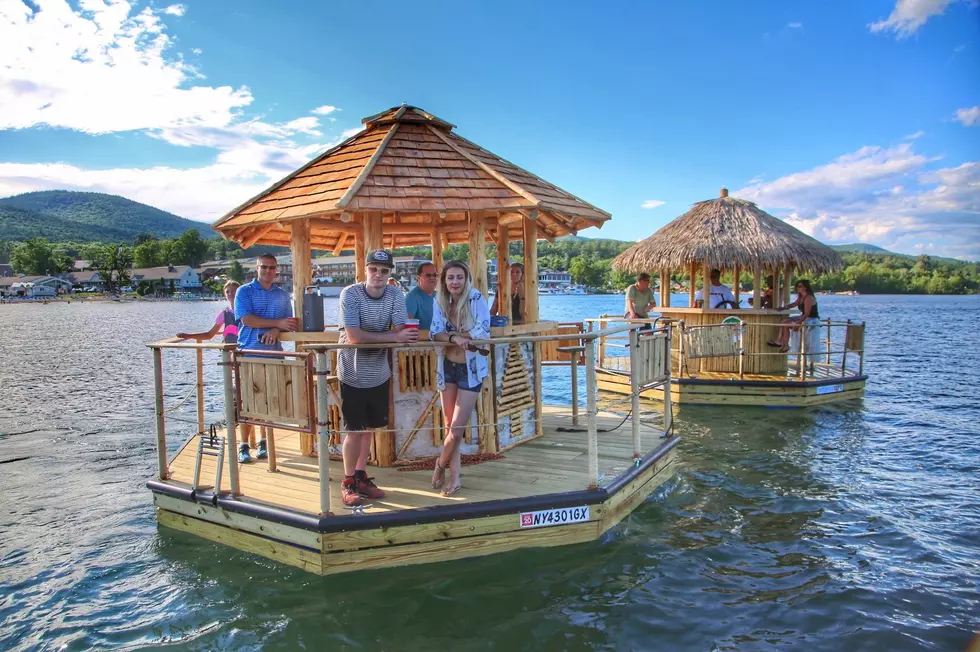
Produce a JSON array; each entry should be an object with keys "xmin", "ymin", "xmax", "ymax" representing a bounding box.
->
[
  {"xmin": 695, "ymin": 269, "xmax": 737, "ymax": 309},
  {"xmin": 747, "ymin": 275, "xmax": 775, "ymax": 309}
]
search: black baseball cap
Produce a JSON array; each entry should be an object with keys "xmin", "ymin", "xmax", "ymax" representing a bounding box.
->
[{"xmin": 366, "ymin": 249, "xmax": 395, "ymax": 268}]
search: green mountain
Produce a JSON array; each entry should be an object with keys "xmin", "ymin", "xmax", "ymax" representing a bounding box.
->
[
  {"xmin": 832, "ymin": 243, "xmax": 894, "ymax": 255},
  {"xmin": 0, "ymin": 190, "xmax": 217, "ymax": 242}
]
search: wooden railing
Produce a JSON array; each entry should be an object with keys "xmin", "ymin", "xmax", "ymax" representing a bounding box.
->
[{"xmin": 148, "ymin": 321, "xmax": 674, "ymax": 518}]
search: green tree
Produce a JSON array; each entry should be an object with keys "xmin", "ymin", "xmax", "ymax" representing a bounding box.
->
[
  {"xmin": 173, "ymin": 229, "xmax": 210, "ymax": 267},
  {"xmin": 91, "ymin": 244, "xmax": 133, "ymax": 294},
  {"xmin": 611, "ymin": 269, "xmax": 636, "ymax": 291},
  {"xmin": 228, "ymin": 259, "xmax": 246, "ymax": 283},
  {"xmin": 568, "ymin": 254, "xmax": 605, "ymax": 287},
  {"xmin": 133, "ymin": 240, "xmax": 164, "ymax": 268},
  {"xmin": 0, "ymin": 239, "xmax": 13, "ymax": 264},
  {"xmin": 10, "ymin": 238, "xmax": 73, "ymax": 275}
]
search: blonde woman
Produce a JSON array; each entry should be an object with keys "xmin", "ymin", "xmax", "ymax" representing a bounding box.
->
[{"xmin": 429, "ymin": 260, "xmax": 491, "ymax": 496}]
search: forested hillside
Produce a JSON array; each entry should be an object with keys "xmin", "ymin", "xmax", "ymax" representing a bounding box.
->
[{"xmin": 0, "ymin": 190, "xmax": 217, "ymax": 242}]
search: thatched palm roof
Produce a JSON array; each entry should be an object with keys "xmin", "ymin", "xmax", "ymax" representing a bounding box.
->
[
  {"xmin": 613, "ymin": 189, "xmax": 843, "ymax": 274},
  {"xmin": 213, "ymin": 105, "xmax": 610, "ymax": 250}
]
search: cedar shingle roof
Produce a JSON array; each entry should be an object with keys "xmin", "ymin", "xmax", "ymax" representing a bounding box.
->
[{"xmin": 214, "ymin": 105, "xmax": 610, "ymax": 250}]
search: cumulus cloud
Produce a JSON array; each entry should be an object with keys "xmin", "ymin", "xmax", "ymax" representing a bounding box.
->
[
  {"xmin": 0, "ymin": 0, "xmax": 252, "ymax": 134},
  {"xmin": 0, "ymin": 0, "xmax": 360, "ymax": 223},
  {"xmin": 869, "ymin": 0, "xmax": 953, "ymax": 38},
  {"xmin": 954, "ymin": 106, "xmax": 980, "ymax": 126},
  {"xmin": 641, "ymin": 200, "xmax": 665, "ymax": 209},
  {"xmin": 736, "ymin": 144, "xmax": 980, "ymax": 259}
]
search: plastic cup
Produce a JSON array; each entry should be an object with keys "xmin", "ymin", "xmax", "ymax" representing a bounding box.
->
[{"xmin": 405, "ymin": 319, "xmax": 420, "ymax": 331}]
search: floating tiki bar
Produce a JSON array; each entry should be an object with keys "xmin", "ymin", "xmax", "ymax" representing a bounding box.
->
[
  {"xmin": 603, "ymin": 188, "xmax": 868, "ymax": 407},
  {"xmin": 147, "ymin": 106, "xmax": 678, "ymax": 575}
]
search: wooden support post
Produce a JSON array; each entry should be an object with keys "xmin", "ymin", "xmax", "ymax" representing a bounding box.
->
[
  {"xmin": 291, "ymin": 218, "xmax": 312, "ymax": 331},
  {"xmin": 570, "ymin": 353, "xmax": 579, "ymax": 425},
  {"xmin": 468, "ymin": 212, "xmax": 488, "ymax": 297},
  {"xmin": 773, "ymin": 268, "xmax": 781, "ymax": 310},
  {"xmin": 523, "ymin": 218, "xmax": 539, "ymax": 322},
  {"xmin": 688, "ymin": 261, "xmax": 696, "ymax": 307},
  {"xmin": 533, "ymin": 341, "xmax": 543, "ymax": 438},
  {"xmin": 195, "ymin": 347, "xmax": 205, "ymax": 434},
  {"xmin": 733, "ymin": 263, "xmax": 740, "ymax": 306},
  {"xmin": 153, "ymin": 347, "xmax": 168, "ymax": 480},
  {"xmin": 496, "ymin": 223, "xmax": 511, "ymax": 320},
  {"xmin": 663, "ymin": 268, "xmax": 671, "ymax": 307},
  {"xmin": 826, "ymin": 319, "xmax": 832, "ymax": 365},
  {"xmin": 784, "ymin": 265, "xmax": 793, "ymax": 307},
  {"xmin": 315, "ymin": 352, "xmax": 331, "ymax": 516},
  {"xmin": 702, "ymin": 259, "xmax": 711, "ymax": 310},
  {"xmin": 221, "ymin": 349, "xmax": 241, "ymax": 495},
  {"xmin": 430, "ymin": 229, "xmax": 443, "ymax": 272},
  {"xmin": 354, "ymin": 224, "xmax": 366, "ymax": 283},
  {"xmin": 753, "ymin": 263, "xmax": 761, "ymax": 311},
  {"xmin": 628, "ymin": 327, "xmax": 641, "ymax": 458},
  {"xmin": 585, "ymin": 338, "xmax": 599, "ymax": 488},
  {"xmin": 365, "ymin": 213, "xmax": 383, "ymax": 253}
]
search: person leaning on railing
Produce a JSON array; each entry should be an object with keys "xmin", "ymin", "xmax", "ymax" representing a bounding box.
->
[
  {"xmin": 429, "ymin": 260, "xmax": 491, "ymax": 497},
  {"xmin": 624, "ymin": 272, "xmax": 656, "ymax": 330},
  {"xmin": 768, "ymin": 279, "xmax": 819, "ymax": 353}
]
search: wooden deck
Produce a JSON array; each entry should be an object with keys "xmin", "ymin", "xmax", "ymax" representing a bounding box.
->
[{"xmin": 165, "ymin": 406, "xmax": 657, "ymax": 517}]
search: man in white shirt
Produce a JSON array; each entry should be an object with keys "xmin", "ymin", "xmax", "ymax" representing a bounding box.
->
[{"xmin": 695, "ymin": 269, "xmax": 737, "ymax": 309}]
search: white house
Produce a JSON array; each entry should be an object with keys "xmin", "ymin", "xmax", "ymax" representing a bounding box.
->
[
  {"xmin": 131, "ymin": 265, "xmax": 202, "ymax": 289},
  {"xmin": 0, "ymin": 275, "xmax": 73, "ymax": 297}
]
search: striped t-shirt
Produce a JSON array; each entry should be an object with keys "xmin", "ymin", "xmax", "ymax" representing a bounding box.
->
[{"xmin": 338, "ymin": 283, "xmax": 408, "ymax": 388}]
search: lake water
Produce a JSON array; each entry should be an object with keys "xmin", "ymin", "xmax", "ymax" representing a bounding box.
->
[{"xmin": 1, "ymin": 294, "xmax": 978, "ymax": 650}]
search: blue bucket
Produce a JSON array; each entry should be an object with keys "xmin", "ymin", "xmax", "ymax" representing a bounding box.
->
[{"xmin": 490, "ymin": 316, "xmax": 509, "ymax": 327}]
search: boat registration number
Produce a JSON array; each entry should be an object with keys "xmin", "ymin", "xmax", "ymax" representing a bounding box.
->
[
  {"xmin": 816, "ymin": 383, "xmax": 844, "ymax": 395},
  {"xmin": 519, "ymin": 506, "xmax": 590, "ymax": 529}
]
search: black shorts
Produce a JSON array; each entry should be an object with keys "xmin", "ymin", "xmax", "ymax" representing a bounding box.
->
[{"xmin": 340, "ymin": 380, "xmax": 390, "ymax": 431}]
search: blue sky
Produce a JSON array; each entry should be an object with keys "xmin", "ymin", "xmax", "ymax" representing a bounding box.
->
[{"xmin": 1, "ymin": 0, "xmax": 978, "ymax": 259}]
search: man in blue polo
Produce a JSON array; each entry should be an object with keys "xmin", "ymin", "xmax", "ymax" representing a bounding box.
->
[
  {"xmin": 234, "ymin": 253, "xmax": 297, "ymax": 462},
  {"xmin": 405, "ymin": 261, "xmax": 438, "ymax": 330}
]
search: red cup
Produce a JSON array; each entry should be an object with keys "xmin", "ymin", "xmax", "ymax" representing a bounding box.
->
[{"xmin": 404, "ymin": 319, "xmax": 420, "ymax": 331}]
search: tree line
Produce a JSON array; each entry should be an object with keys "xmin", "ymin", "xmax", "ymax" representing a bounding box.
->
[{"xmin": 2, "ymin": 229, "xmax": 976, "ymax": 295}]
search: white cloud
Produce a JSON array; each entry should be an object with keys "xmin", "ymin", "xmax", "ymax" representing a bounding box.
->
[
  {"xmin": 736, "ymin": 143, "xmax": 980, "ymax": 259},
  {"xmin": 903, "ymin": 130, "xmax": 925, "ymax": 140},
  {"xmin": 0, "ymin": 0, "xmax": 251, "ymax": 134},
  {"xmin": 341, "ymin": 126, "xmax": 363, "ymax": 139},
  {"xmin": 954, "ymin": 106, "xmax": 980, "ymax": 126},
  {"xmin": 0, "ymin": 0, "xmax": 363, "ymax": 224},
  {"xmin": 641, "ymin": 200, "xmax": 665, "ymax": 209},
  {"xmin": 787, "ymin": 22, "xmax": 803, "ymax": 29},
  {"xmin": 312, "ymin": 105, "xmax": 338, "ymax": 115},
  {"xmin": 163, "ymin": 4, "xmax": 185, "ymax": 16},
  {"xmin": 869, "ymin": 0, "xmax": 953, "ymax": 38}
]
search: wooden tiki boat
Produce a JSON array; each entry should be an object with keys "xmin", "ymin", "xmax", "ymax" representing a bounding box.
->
[
  {"xmin": 603, "ymin": 188, "xmax": 868, "ymax": 408},
  {"xmin": 147, "ymin": 105, "xmax": 678, "ymax": 575}
]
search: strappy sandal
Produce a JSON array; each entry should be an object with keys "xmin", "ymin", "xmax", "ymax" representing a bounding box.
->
[
  {"xmin": 431, "ymin": 460, "xmax": 447, "ymax": 490},
  {"xmin": 442, "ymin": 479, "xmax": 461, "ymax": 497},
  {"xmin": 778, "ymin": 345, "xmax": 789, "ymax": 353},
  {"xmin": 767, "ymin": 340, "xmax": 782, "ymax": 347}
]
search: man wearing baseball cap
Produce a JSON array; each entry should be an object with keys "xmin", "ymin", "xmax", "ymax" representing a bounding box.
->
[{"xmin": 336, "ymin": 249, "xmax": 419, "ymax": 506}]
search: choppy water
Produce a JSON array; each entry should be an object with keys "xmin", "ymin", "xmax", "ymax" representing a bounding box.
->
[{"xmin": 1, "ymin": 294, "xmax": 978, "ymax": 650}]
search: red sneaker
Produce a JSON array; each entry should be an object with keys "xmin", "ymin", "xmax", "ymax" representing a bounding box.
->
[
  {"xmin": 356, "ymin": 473, "xmax": 386, "ymax": 499},
  {"xmin": 341, "ymin": 478, "xmax": 362, "ymax": 506}
]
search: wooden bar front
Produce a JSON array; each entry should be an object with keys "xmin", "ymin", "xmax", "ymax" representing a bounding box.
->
[{"xmin": 658, "ymin": 307, "xmax": 790, "ymax": 375}]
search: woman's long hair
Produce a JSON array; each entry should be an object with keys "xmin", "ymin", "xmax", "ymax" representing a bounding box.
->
[
  {"xmin": 796, "ymin": 279, "xmax": 813, "ymax": 296},
  {"xmin": 437, "ymin": 260, "xmax": 474, "ymax": 331}
]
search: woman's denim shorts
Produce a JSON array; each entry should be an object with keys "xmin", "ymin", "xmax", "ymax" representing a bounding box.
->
[{"xmin": 443, "ymin": 358, "xmax": 483, "ymax": 392}]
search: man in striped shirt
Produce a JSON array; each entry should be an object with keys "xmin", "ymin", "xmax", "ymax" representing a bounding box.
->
[{"xmin": 337, "ymin": 249, "xmax": 418, "ymax": 506}]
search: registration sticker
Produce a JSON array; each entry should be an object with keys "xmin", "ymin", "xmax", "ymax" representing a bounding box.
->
[
  {"xmin": 816, "ymin": 383, "xmax": 844, "ymax": 395},
  {"xmin": 519, "ymin": 506, "xmax": 590, "ymax": 529}
]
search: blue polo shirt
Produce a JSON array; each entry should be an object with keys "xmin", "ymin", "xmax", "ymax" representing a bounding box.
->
[
  {"xmin": 234, "ymin": 280, "xmax": 293, "ymax": 351},
  {"xmin": 404, "ymin": 286, "xmax": 435, "ymax": 330}
]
